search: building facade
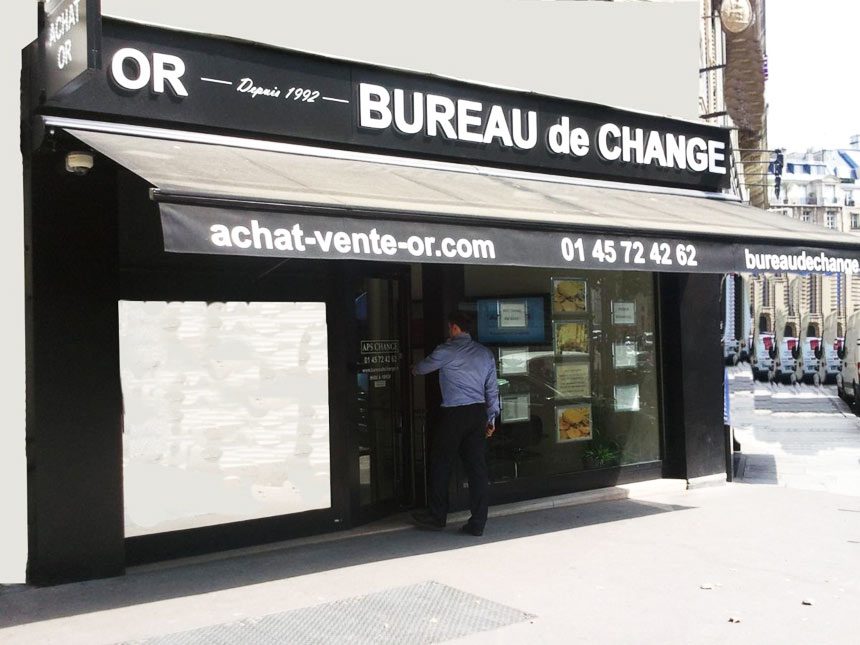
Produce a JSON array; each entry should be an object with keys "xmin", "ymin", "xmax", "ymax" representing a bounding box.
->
[{"xmin": 13, "ymin": 1, "xmax": 860, "ymax": 586}]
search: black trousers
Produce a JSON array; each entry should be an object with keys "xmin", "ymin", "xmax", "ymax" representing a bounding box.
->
[{"xmin": 429, "ymin": 403, "xmax": 489, "ymax": 529}]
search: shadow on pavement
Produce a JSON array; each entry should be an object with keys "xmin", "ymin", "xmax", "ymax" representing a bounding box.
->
[
  {"xmin": 0, "ymin": 497, "xmax": 691, "ymax": 628},
  {"xmin": 735, "ymin": 453, "xmax": 779, "ymax": 485}
]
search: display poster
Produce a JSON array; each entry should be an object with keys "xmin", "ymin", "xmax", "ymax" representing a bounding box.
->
[
  {"xmin": 501, "ymin": 393, "xmax": 531, "ymax": 423},
  {"xmin": 555, "ymin": 362, "xmax": 591, "ymax": 398},
  {"xmin": 360, "ymin": 339, "xmax": 400, "ymax": 387},
  {"xmin": 499, "ymin": 346, "xmax": 529, "ymax": 376},
  {"xmin": 554, "ymin": 321, "xmax": 589, "ymax": 355},
  {"xmin": 499, "ymin": 301, "xmax": 528, "ymax": 328},
  {"xmin": 556, "ymin": 404, "xmax": 593, "ymax": 442},
  {"xmin": 613, "ymin": 342, "xmax": 639, "ymax": 369},
  {"xmin": 614, "ymin": 384, "xmax": 641, "ymax": 412},
  {"xmin": 612, "ymin": 301, "xmax": 636, "ymax": 325},
  {"xmin": 552, "ymin": 279, "xmax": 587, "ymax": 315}
]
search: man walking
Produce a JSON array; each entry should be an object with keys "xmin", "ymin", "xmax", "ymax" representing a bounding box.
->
[{"xmin": 411, "ymin": 313, "xmax": 499, "ymax": 536}]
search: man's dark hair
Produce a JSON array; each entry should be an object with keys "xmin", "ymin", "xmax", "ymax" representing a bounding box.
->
[{"xmin": 448, "ymin": 312, "xmax": 473, "ymax": 333}]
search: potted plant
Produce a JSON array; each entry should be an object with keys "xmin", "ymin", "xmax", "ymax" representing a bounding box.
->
[{"xmin": 582, "ymin": 438, "xmax": 621, "ymax": 469}]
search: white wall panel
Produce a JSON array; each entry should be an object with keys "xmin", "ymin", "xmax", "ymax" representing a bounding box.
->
[{"xmin": 119, "ymin": 301, "xmax": 330, "ymax": 536}]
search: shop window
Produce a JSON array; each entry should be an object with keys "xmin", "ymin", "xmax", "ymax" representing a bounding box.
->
[
  {"xmin": 119, "ymin": 301, "xmax": 330, "ymax": 537},
  {"xmin": 464, "ymin": 267, "xmax": 659, "ymax": 481}
]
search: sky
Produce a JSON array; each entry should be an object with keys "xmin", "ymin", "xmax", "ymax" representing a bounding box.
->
[{"xmin": 765, "ymin": 0, "xmax": 860, "ymax": 151}]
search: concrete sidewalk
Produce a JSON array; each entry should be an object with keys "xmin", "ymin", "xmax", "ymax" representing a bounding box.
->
[
  {"xmin": 2, "ymin": 483, "xmax": 859, "ymax": 644},
  {"xmin": 728, "ymin": 364, "xmax": 860, "ymax": 496}
]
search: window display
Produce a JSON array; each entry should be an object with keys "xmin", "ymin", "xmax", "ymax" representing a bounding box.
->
[
  {"xmin": 612, "ymin": 341, "xmax": 639, "ymax": 369},
  {"xmin": 554, "ymin": 362, "xmax": 591, "ymax": 398},
  {"xmin": 611, "ymin": 300, "xmax": 636, "ymax": 325},
  {"xmin": 551, "ymin": 278, "xmax": 587, "ymax": 315},
  {"xmin": 476, "ymin": 296, "xmax": 547, "ymax": 344},
  {"xmin": 614, "ymin": 384, "xmax": 641, "ymax": 412},
  {"xmin": 555, "ymin": 404, "xmax": 593, "ymax": 442},
  {"xmin": 499, "ymin": 346, "xmax": 529, "ymax": 375},
  {"xmin": 502, "ymin": 393, "xmax": 531, "ymax": 423},
  {"xmin": 554, "ymin": 321, "xmax": 589, "ymax": 355},
  {"xmin": 465, "ymin": 265, "xmax": 660, "ymax": 481}
]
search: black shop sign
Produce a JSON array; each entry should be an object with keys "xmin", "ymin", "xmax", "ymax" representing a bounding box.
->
[
  {"xmin": 37, "ymin": 18, "xmax": 732, "ymax": 192},
  {"xmin": 38, "ymin": 0, "xmax": 101, "ymax": 99}
]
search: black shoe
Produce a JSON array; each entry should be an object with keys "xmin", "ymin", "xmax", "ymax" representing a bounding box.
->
[
  {"xmin": 459, "ymin": 522, "xmax": 484, "ymax": 537},
  {"xmin": 411, "ymin": 510, "xmax": 445, "ymax": 531}
]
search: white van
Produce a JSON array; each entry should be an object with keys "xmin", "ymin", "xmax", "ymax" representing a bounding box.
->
[
  {"xmin": 773, "ymin": 314, "xmax": 800, "ymax": 385},
  {"xmin": 837, "ymin": 311, "xmax": 860, "ymax": 406},
  {"xmin": 750, "ymin": 332, "xmax": 776, "ymax": 381},
  {"xmin": 798, "ymin": 315, "xmax": 823, "ymax": 385},
  {"xmin": 820, "ymin": 311, "xmax": 844, "ymax": 385}
]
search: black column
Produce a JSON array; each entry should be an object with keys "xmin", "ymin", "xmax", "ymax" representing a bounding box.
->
[
  {"xmin": 660, "ymin": 273, "xmax": 726, "ymax": 481},
  {"xmin": 25, "ymin": 147, "xmax": 124, "ymax": 584}
]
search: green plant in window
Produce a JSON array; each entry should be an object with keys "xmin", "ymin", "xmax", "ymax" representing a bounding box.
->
[{"xmin": 582, "ymin": 438, "xmax": 621, "ymax": 469}]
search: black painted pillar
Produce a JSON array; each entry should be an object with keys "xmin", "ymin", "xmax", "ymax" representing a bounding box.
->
[
  {"xmin": 420, "ymin": 264, "xmax": 465, "ymax": 413},
  {"xmin": 660, "ymin": 273, "xmax": 726, "ymax": 481},
  {"xmin": 25, "ymin": 146, "xmax": 125, "ymax": 584}
]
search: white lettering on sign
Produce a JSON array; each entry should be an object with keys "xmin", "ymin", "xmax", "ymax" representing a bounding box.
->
[
  {"xmin": 561, "ymin": 236, "xmax": 698, "ymax": 268},
  {"xmin": 109, "ymin": 48, "xmax": 189, "ymax": 97},
  {"xmin": 547, "ymin": 117, "xmax": 590, "ymax": 157},
  {"xmin": 359, "ymin": 83, "xmax": 538, "ymax": 150},
  {"xmin": 358, "ymin": 83, "xmax": 727, "ymax": 175},
  {"xmin": 48, "ymin": 0, "xmax": 82, "ymax": 48},
  {"xmin": 596, "ymin": 123, "xmax": 726, "ymax": 175},
  {"xmin": 237, "ymin": 78, "xmax": 281, "ymax": 99},
  {"xmin": 57, "ymin": 40, "xmax": 73, "ymax": 70},
  {"xmin": 361, "ymin": 340, "xmax": 400, "ymax": 354}
]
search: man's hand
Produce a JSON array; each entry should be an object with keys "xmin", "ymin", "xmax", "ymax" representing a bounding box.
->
[{"xmin": 485, "ymin": 422, "xmax": 495, "ymax": 438}]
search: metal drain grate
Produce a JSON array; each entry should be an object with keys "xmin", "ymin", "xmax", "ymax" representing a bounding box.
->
[{"xmin": 122, "ymin": 581, "xmax": 534, "ymax": 645}]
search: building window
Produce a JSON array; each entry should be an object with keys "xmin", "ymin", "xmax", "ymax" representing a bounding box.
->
[
  {"xmin": 852, "ymin": 212, "xmax": 860, "ymax": 230},
  {"xmin": 801, "ymin": 210, "xmax": 812, "ymax": 223},
  {"xmin": 826, "ymin": 211, "xmax": 837, "ymax": 229},
  {"xmin": 465, "ymin": 266, "xmax": 660, "ymax": 478},
  {"xmin": 787, "ymin": 163, "xmax": 795, "ymax": 174}
]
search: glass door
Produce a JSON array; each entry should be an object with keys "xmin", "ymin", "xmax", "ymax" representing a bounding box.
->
[{"xmin": 351, "ymin": 269, "xmax": 413, "ymax": 522}]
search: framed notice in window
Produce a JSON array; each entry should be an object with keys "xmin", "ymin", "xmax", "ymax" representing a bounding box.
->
[
  {"xmin": 555, "ymin": 404, "xmax": 593, "ymax": 443},
  {"xmin": 554, "ymin": 321, "xmax": 589, "ymax": 356},
  {"xmin": 554, "ymin": 361, "xmax": 591, "ymax": 399},
  {"xmin": 552, "ymin": 278, "xmax": 587, "ymax": 315},
  {"xmin": 501, "ymin": 393, "xmax": 531, "ymax": 423},
  {"xmin": 612, "ymin": 342, "xmax": 638, "ymax": 369},
  {"xmin": 614, "ymin": 384, "xmax": 641, "ymax": 412},
  {"xmin": 499, "ymin": 301, "xmax": 528, "ymax": 328},
  {"xmin": 612, "ymin": 301, "xmax": 636, "ymax": 325},
  {"xmin": 499, "ymin": 346, "xmax": 529, "ymax": 376}
]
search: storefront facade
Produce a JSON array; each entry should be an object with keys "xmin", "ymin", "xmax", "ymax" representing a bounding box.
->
[{"xmin": 22, "ymin": 3, "xmax": 860, "ymax": 584}]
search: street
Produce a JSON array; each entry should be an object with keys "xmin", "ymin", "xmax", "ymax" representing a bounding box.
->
[{"xmin": 729, "ymin": 364, "xmax": 860, "ymax": 496}]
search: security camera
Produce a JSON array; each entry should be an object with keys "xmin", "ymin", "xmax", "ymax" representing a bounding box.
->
[{"xmin": 65, "ymin": 151, "xmax": 94, "ymax": 175}]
